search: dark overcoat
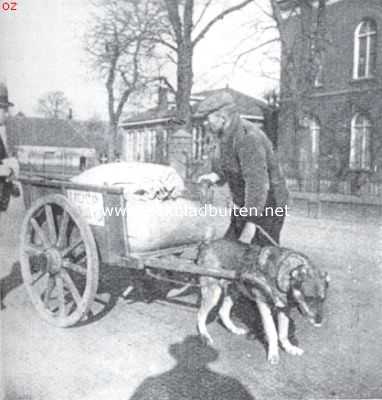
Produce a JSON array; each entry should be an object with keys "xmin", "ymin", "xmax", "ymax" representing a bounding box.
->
[
  {"xmin": 0, "ymin": 130, "xmax": 11, "ymax": 212},
  {"xmin": 211, "ymin": 114, "xmax": 289, "ymax": 223}
]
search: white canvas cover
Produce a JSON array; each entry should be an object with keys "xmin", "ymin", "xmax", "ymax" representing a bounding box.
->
[
  {"xmin": 71, "ymin": 162, "xmax": 185, "ymax": 200},
  {"xmin": 124, "ymin": 198, "xmax": 230, "ymax": 252},
  {"xmin": 71, "ymin": 162, "xmax": 230, "ymax": 251}
]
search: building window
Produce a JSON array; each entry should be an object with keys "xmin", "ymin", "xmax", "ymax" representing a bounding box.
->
[
  {"xmin": 313, "ymin": 52, "xmax": 324, "ymax": 87},
  {"xmin": 309, "ymin": 117, "xmax": 320, "ymax": 159},
  {"xmin": 161, "ymin": 129, "xmax": 169, "ymax": 162},
  {"xmin": 311, "ymin": 39, "xmax": 324, "ymax": 87},
  {"xmin": 136, "ymin": 131, "xmax": 144, "ymax": 161},
  {"xmin": 301, "ymin": 116, "xmax": 320, "ymax": 158},
  {"xmin": 353, "ymin": 19, "xmax": 377, "ymax": 79},
  {"xmin": 146, "ymin": 129, "xmax": 157, "ymax": 162},
  {"xmin": 192, "ymin": 125, "xmax": 207, "ymax": 161},
  {"xmin": 350, "ymin": 113, "xmax": 371, "ymax": 170},
  {"xmin": 126, "ymin": 128, "xmax": 168, "ymax": 163}
]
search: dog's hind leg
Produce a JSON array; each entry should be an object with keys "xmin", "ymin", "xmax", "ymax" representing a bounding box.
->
[
  {"xmin": 278, "ymin": 311, "xmax": 304, "ymax": 356},
  {"xmin": 197, "ymin": 278, "xmax": 222, "ymax": 345},
  {"xmin": 256, "ymin": 299, "xmax": 280, "ymax": 365},
  {"xmin": 218, "ymin": 295, "xmax": 248, "ymax": 336}
]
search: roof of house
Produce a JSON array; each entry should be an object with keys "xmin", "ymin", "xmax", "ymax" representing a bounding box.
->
[
  {"xmin": 277, "ymin": 0, "xmax": 343, "ymax": 10},
  {"xmin": 6, "ymin": 116, "xmax": 98, "ymax": 151},
  {"xmin": 121, "ymin": 87, "xmax": 267, "ymax": 129},
  {"xmin": 122, "ymin": 107, "xmax": 178, "ymax": 127},
  {"xmin": 193, "ymin": 88, "xmax": 267, "ymax": 119}
]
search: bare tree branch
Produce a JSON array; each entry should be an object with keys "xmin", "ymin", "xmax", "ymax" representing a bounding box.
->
[
  {"xmin": 192, "ymin": 0, "xmax": 253, "ymax": 48},
  {"xmin": 156, "ymin": 37, "xmax": 178, "ymax": 52},
  {"xmin": 234, "ymin": 37, "xmax": 279, "ymax": 64},
  {"xmin": 85, "ymin": 0, "xmax": 168, "ymax": 156},
  {"xmin": 36, "ymin": 91, "xmax": 71, "ymax": 119},
  {"xmin": 164, "ymin": 0, "xmax": 183, "ymax": 43},
  {"xmin": 193, "ymin": 0, "xmax": 213, "ymax": 30}
]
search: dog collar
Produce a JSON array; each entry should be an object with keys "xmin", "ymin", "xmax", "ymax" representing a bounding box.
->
[{"xmin": 276, "ymin": 250, "xmax": 308, "ymax": 293}]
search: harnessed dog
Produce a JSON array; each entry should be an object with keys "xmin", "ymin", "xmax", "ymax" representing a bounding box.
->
[{"xmin": 196, "ymin": 233, "xmax": 330, "ymax": 365}]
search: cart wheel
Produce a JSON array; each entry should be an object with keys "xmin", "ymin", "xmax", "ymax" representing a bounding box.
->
[{"xmin": 19, "ymin": 194, "xmax": 99, "ymax": 327}]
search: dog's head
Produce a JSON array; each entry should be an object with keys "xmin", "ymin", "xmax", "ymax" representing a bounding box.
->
[{"xmin": 277, "ymin": 251, "xmax": 330, "ymax": 326}]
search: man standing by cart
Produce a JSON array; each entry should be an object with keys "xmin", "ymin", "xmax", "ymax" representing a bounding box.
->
[
  {"xmin": 0, "ymin": 82, "xmax": 19, "ymax": 225},
  {"xmin": 197, "ymin": 91, "xmax": 289, "ymax": 246}
]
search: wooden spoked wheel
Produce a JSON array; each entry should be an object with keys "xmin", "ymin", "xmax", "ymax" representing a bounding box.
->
[{"xmin": 19, "ymin": 194, "xmax": 99, "ymax": 327}]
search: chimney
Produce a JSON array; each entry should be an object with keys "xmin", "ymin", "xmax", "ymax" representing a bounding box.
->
[
  {"xmin": 158, "ymin": 80, "xmax": 168, "ymax": 111},
  {"xmin": 68, "ymin": 108, "xmax": 73, "ymax": 120}
]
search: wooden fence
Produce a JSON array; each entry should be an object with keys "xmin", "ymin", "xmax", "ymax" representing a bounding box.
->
[{"xmin": 286, "ymin": 178, "xmax": 382, "ymax": 197}]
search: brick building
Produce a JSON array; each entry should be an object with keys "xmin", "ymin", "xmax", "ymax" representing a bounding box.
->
[{"xmin": 279, "ymin": 0, "xmax": 382, "ymax": 195}]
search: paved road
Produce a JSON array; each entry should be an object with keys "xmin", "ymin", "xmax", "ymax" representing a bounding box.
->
[{"xmin": 1, "ymin": 196, "xmax": 382, "ymax": 400}]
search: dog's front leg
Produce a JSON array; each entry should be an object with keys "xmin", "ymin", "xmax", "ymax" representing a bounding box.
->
[
  {"xmin": 277, "ymin": 311, "xmax": 304, "ymax": 356},
  {"xmin": 218, "ymin": 294, "xmax": 248, "ymax": 336},
  {"xmin": 197, "ymin": 278, "xmax": 222, "ymax": 345},
  {"xmin": 256, "ymin": 299, "xmax": 279, "ymax": 364}
]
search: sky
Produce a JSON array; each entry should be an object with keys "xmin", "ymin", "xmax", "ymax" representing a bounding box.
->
[{"xmin": 0, "ymin": 0, "xmax": 280, "ymax": 121}]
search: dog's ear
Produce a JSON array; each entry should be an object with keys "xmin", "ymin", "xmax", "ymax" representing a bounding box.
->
[{"xmin": 290, "ymin": 265, "xmax": 308, "ymax": 282}]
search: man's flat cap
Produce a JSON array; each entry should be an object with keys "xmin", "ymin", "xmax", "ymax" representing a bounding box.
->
[{"xmin": 196, "ymin": 91, "xmax": 235, "ymax": 117}]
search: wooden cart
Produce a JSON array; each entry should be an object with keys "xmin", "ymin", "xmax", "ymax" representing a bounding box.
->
[{"xmin": 19, "ymin": 175, "xmax": 238, "ymax": 327}]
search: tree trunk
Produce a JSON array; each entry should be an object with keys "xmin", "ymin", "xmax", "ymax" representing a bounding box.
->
[
  {"xmin": 176, "ymin": 41, "xmax": 193, "ymax": 131},
  {"xmin": 108, "ymin": 122, "xmax": 118, "ymax": 160}
]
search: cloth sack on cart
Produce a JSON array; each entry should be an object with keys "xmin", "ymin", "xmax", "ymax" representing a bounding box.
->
[
  {"xmin": 71, "ymin": 162, "xmax": 230, "ymax": 252},
  {"xmin": 71, "ymin": 162, "xmax": 185, "ymax": 201}
]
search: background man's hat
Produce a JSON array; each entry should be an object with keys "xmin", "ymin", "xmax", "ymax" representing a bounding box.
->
[
  {"xmin": 196, "ymin": 91, "xmax": 235, "ymax": 118},
  {"xmin": 0, "ymin": 82, "xmax": 14, "ymax": 109}
]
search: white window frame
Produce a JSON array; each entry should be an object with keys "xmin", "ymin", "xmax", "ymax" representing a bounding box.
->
[
  {"xmin": 192, "ymin": 125, "xmax": 206, "ymax": 161},
  {"xmin": 163, "ymin": 129, "xmax": 168, "ymax": 160},
  {"xmin": 309, "ymin": 117, "xmax": 320, "ymax": 158},
  {"xmin": 353, "ymin": 19, "xmax": 377, "ymax": 79},
  {"xmin": 350, "ymin": 113, "xmax": 371, "ymax": 170},
  {"xmin": 310, "ymin": 39, "xmax": 324, "ymax": 87},
  {"xmin": 137, "ymin": 130, "xmax": 145, "ymax": 161},
  {"xmin": 313, "ymin": 52, "xmax": 324, "ymax": 87},
  {"xmin": 145, "ymin": 129, "xmax": 156, "ymax": 162}
]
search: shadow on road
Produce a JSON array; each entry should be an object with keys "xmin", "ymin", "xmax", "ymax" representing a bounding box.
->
[
  {"xmin": 76, "ymin": 264, "xmax": 196, "ymax": 327},
  {"xmin": 129, "ymin": 335, "xmax": 255, "ymax": 400},
  {"xmin": 1, "ymin": 262, "xmax": 23, "ymax": 310}
]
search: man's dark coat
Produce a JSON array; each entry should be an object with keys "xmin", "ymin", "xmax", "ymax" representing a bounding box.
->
[
  {"xmin": 211, "ymin": 113, "xmax": 289, "ymax": 223},
  {"xmin": 0, "ymin": 130, "xmax": 11, "ymax": 212}
]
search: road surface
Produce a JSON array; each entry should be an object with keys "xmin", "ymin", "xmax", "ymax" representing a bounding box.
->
[{"xmin": 1, "ymin": 196, "xmax": 382, "ymax": 399}]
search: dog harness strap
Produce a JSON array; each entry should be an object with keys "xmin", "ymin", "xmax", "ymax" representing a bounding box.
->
[
  {"xmin": 234, "ymin": 246, "xmax": 288, "ymax": 308},
  {"xmin": 276, "ymin": 250, "xmax": 307, "ymax": 292}
]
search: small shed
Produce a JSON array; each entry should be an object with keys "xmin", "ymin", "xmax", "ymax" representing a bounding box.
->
[{"xmin": 7, "ymin": 116, "xmax": 97, "ymax": 177}]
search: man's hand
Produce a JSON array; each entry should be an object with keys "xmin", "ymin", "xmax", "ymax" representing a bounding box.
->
[
  {"xmin": 197, "ymin": 172, "xmax": 220, "ymax": 185},
  {"xmin": 239, "ymin": 222, "xmax": 256, "ymax": 244},
  {"xmin": 0, "ymin": 165, "xmax": 12, "ymax": 178},
  {"xmin": 2, "ymin": 157, "xmax": 19, "ymax": 180}
]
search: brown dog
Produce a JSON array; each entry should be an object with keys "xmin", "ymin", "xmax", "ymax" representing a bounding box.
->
[{"xmin": 196, "ymin": 238, "xmax": 330, "ymax": 364}]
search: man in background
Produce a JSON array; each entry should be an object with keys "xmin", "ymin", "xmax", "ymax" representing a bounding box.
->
[{"xmin": 0, "ymin": 82, "xmax": 19, "ymax": 224}]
